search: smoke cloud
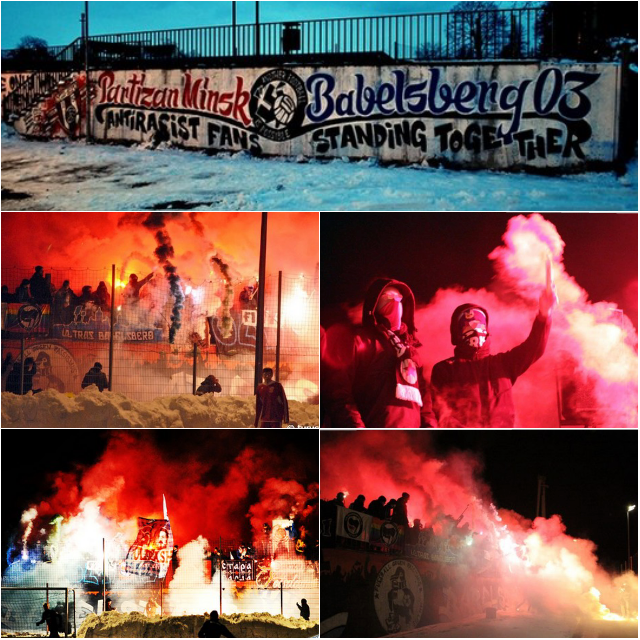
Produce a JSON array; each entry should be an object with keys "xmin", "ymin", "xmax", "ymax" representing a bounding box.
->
[{"xmin": 322, "ymin": 431, "xmax": 637, "ymax": 621}]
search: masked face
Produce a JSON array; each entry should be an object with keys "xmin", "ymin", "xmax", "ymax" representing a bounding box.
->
[
  {"xmin": 458, "ymin": 308, "xmax": 488, "ymax": 351},
  {"xmin": 375, "ymin": 286, "xmax": 403, "ymax": 331}
]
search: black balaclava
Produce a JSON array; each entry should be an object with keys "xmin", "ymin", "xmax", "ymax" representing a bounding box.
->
[{"xmin": 451, "ymin": 304, "xmax": 491, "ymax": 360}]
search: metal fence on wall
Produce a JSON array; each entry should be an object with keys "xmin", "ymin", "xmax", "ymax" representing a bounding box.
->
[
  {"xmin": 1, "ymin": 266, "xmax": 319, "ymax": 403},
  {"xmin": 2, "ymin": 6, "xmax": 548, "ymax": 73}
]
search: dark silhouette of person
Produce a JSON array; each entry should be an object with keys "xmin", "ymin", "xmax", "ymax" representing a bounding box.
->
[
  {"xmin": 6, "ymin": 357, "xmax": 37, "ymax": 395},
  {"xmin": 172, "ymin": 545, "xmax": 179, "ymax": 574},
  {"xmin": 36, "ymin": 602, "xmax": 61, "ymax": 638},
  {"xmin": 81, "ymin": 362, "xmax": 108, "ymax": 392},
  {"xmin": 384, "ymin": 499, "xmax": 397, "ymax": 520},
  {"xmin": 297, "ymin": 598, "xmax": 311, "ymax": 621},
  {"xmin": 29, "ymin": 266, "xmax": 50, "ymax": 303},
  {"xmin": 392, "ymin": 493, "xmax": 410, "ymax": 526},
  {"xmin": 196, "ymin": 375, "xmax": 222, "ymax": 396},
  {"xmin": 16, "ymin": 279, "xmax": 31, "ymax": 302},
  {"xmin": 124, "ymin": 272, "xmax": 154, "ymax": 301},
  {"xmin": 52, "ymin": 280, "xmax": 75, "ymax": 324},
  {"xmin": 430, "ymin": 261, "xmax": 557, "ymax": 428},
  {"xmin": 254, "ymin": 367, "xmax": 289, "ymax": 428},
  {"xmin": 348, "ymin": 495, "xmax": 367, "ymax": 513},
  {"xmin": 95, "ymin": 281, "xmax": 111, "ymax": 312},
  {"xmin": 322, "ymin": 278, "xmax": 436, "ymax": 428},
  {"xmin": 197, "ymin": 610, "xmax": 234, "ymax": 638},
  {"xmin": 105, "ymin": 597, "xmax": 116, "ymax": 612},
  {"xmin": 367, "ymin": 496, "xmax": 387, "ymax": 519},
  {"xmin": 330, "ymin": 492, "xmax": 345, "ymax": 507},
  {"xmin": 76, "ymin": 285, "xmax": 94, "ymax": 306},
  {"xmin": 1, "ymin": 285, "xmax": 14, "ymax": 302}
]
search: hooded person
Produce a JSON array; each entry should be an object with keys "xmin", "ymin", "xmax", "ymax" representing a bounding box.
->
[
  {"xmin": 196, "ymin": 375, "xmax": 222, "ymax": 396},
  {"xmin": 430, "ymin": 260, "xmax": 557, "ymax": 428},
  {"xmin": 81, "ymin": 362, "xmax": 108, "ymax": 392},
  {"xmin": 322, "ymin": 278, "xmax": 436, "ymax": 428}
]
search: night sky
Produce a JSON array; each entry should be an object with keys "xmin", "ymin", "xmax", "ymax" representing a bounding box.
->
[
  {"xmin": 322, "ymin": 429, "xmax": 638, "ymax": 572},
  {"xmin": 321, "ymin": 212, "xmax": 638, "ymax": 329}
]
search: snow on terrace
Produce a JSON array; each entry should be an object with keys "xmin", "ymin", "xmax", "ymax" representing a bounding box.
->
[
  {"xmin": 1, "ymin": 125, "xmax": 637, "ymax": 212},
  {"xmin": 1, "ymin": 387, "xmax": 320, "ymax": 428}
]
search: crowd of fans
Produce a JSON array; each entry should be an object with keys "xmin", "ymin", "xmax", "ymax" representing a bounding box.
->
[
  {"xmin": 2, "ymin": 266, "xmax": 113, "ymax": 318},
  {"xmin": 1, "ymin": 266, "xmax": 162, "ymax": 324},
  {"xmin": 322, "ymin": 491, "xmax": 475, "ymax": 550}
]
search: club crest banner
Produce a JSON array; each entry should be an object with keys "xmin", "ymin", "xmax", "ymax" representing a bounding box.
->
[{"xmin": 124, "ymin": 517, "xmax": 173, "ymax": 580}]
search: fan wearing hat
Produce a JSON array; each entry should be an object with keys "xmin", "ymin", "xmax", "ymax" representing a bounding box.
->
[
  {"xmin": 322, "ymin": 278, "xmax": 436, "ymax": 428},
  {"xmin": 430, "ymin": 261, "xmax": 557, "ymax": 428}
]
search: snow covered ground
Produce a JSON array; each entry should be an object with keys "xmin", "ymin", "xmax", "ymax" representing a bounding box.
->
[
  {"xmin": 387, "ymin": 611, "xmax": 638, "ymax": 638},
  {"xmin": 2, "ymin": 125, "xmax": 637, "ymax": 211},
  {"xmin": 75, "ymin": 611, "xmax": 318, "ymax": 638},
  {"xmin": 1, "ymin": 387, "xmax": 320, "ymax": 428}
]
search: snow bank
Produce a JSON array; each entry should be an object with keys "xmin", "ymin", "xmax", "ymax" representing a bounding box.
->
[
  {"xmin": 77, "ymin": 611, "xmax": 318, "ymax": 638},
  {"xmin": 1, "ymin": 125, "xmax": 637, "ymax": 211},
  {"xmin": 1, "ymin": 387, "xmax": 319, "ymax": 428}
]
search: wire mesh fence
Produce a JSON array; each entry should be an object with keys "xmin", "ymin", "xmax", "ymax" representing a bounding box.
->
[
  {"xmin": 1, "ymin": 266, "xmax": 319, "ymax": 403},
  {"xmin": 1, "ymin": 587, "xmax": 75, "ymax": 637},
  {"xmin": 2, "ymin": 538, "xmax": 319, "ymax": 632}
]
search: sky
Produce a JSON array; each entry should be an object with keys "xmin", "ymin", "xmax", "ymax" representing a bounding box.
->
[
  {"xmin": 321, "ymin": 212, "xmax": 638, "ymax": 329},
  {"xmin": 1, "ymin": 1, "xmax": 465, "ymax": 50},
  {"xmin": 321, "ymin": 429, "xmax": 638, "ymax": 571}
]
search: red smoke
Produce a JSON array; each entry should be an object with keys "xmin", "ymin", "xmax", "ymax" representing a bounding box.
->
[
  {"xmin": 1, "ymin": 211, "xmax": 318, "ymax": 291},
  {"xmin": 321, "ymin": 432, "xmax": 637, "ymax": 620},
  {"xmin": 27, "ymin": 431, "xmax": 317, "ymax": 547}
]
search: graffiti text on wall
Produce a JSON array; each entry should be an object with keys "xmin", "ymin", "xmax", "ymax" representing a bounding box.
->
[{"xmin": 91, "ymin": 66, "xmax": 602, "ymax": 162}]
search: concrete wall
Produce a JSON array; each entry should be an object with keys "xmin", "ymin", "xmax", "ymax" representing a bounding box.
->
[
  {"xmin": 6, "ymin": 62, "xmax": 621, "ymax": 171},
  {"xmin": 321, "ymin": 547, "xmax": 505, "ymax": 637}
]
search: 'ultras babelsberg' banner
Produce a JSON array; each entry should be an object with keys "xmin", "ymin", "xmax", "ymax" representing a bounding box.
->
[{"xmin": 124, "ymin": 517, "xmax": 173, "ymax": 580}]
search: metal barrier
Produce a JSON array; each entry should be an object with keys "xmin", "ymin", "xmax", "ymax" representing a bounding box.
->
[{"xmin": 2, "ymin": 7, "xmax": 548, "ymax": 71}]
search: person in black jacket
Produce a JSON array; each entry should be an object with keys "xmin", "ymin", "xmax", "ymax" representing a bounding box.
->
[
  {"xmin": 196, "ymin": 375, "xmax": 222, "ymax": 396},
  {"xmin": 6, "ymin": 357, "xmax": 37, "ymax": 395},
  {"xmin": 197, "ymin": 611, "xmax": 234, "ymax": 638},
  {"xmin": 29, "ymin": 266, "xmax": 50, "ymax": 304},
  {"xmin": 81, "ymin": 362, "xmax": 108, "ymax": 392},
  {"xmin": 36, "ymin": 602, "xmax": 61, "ymax": 638},
  {"xmin": 322, "ymin": 278, "xmax": 436, "ymax": 428},
  {"xmin": 430, "ymin": 260, "xmax": 557, "ymax": 428},
  {"xmin": 297, "ymin": 599, "xmax": 311, "ymax": 621}
]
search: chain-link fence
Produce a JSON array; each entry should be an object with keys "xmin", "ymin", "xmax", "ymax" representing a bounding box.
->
[
  {"xmin": 2, "ymin": 536, "xmax": 319, "ymax": 629},
  {"xmin": 1, "ymin": 266, "xmax": 319, "ymax": 403}
]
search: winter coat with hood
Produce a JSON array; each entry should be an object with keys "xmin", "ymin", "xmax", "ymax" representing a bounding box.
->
[
  {"xmin": 430, "ymin": 304, "xmax": 551, "ymax": 428},
  {"xmin": 322, "ymin": 278, "xmax": 437, "ymax": 428}
]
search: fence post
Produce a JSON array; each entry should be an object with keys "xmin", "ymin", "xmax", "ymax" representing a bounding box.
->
[
  {"xmin": 254, "ymin": 213, "xmax": 268, "ymax": 390},
  {"xmin": 19, "ymin": 335, "xmax": 25, "ymax": 395},
  {"xmin": 108, "ymin": 265, "xmax": 115, "ymax": 391},
  {"xmin": 192, "ymin": 342, "xmax": 198, "ymax": 394},
  {"xmin": 280, "ymin": 582, "xmax": 283, "ymax": 616},
  {"xmin": 275, "ymin": 271, "xmax": 282, "ymax": 381},
  {"xmin": 102, "ymin": 538, "xmax": 106, "ymax": 614}
]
